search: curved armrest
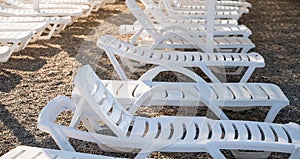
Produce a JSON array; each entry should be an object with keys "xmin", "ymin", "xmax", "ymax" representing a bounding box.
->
[
  {"xmin": 37, "ymin": 96, "xmax": 77, "ymax": 151},
  {"xmin": 37, "ymin": 96, "xmax": 155, "ymax": 155},
  {"xmin": 38, "ymin": 96, "xmax": 76, "ymax": 125},
  {"xmin": 150, "ymin": 25, "xmax": 205, "ymax": 51},
  {"xmin": 129, "ymin": 83, "xmax": 226, "ymax": 119},
  {"xmin": 138, "ymin": 65, "xmax": 208, "ymax": 83}
]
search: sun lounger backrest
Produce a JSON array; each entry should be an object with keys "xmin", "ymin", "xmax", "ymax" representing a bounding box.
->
[
  {"xmin": 74, "ymin": 65, "xmax": 134, "ymax": 137},
  {"xmin": 126, "ymin": 0, "xmax": 162, "ymax": 40}
]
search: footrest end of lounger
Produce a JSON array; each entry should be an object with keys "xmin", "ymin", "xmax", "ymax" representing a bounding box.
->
[{"xmin": 0, "ymin": 46, "xmax": 12, "ymax": 62}]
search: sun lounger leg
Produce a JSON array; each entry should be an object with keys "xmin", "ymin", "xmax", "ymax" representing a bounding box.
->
[
  {"xmin": 129, "ymin": 28, "xmax": 144, "ymax": 45},
  {"xmin": 200, "ymin": 65, "xmax": 221, "ymax": 82},
  {"xmin": 209, "ymin": 105, "xmax": 230, "ymax": 120},
  {"xmin": 240, "ymin": 66, "xmax": 255, "ymax": 82},
  {"xmin": 50, "ymin": 126, "xmax": 75, "ymax": 151},
  {"xmin": 40, "ymin": 23, "xmax": 59, "ymax": 40},
  {"xmin": 233, "ymin": 66, "xmax": 244, "ymax": 75},
  {"xmin": 70, "ymin": 113, "xmax": 81, "ymax": 129},
  {"xmin": 135, "ymin": 150, "xmax": 152, "ymax": 159},
  {"xmin": 240, "ymin": 47, "xmax": 251, "ymax": 53},
  {"xmin": 290, "ymin": 146, "xmax": 300, "ymax": 159},
  {"xmin": 206, "ymin": 144, "xmax": 226, "ymax": 159},
  {"xmin": 264, "ymin": 104, "xmax": 285, "ymax": 122}
]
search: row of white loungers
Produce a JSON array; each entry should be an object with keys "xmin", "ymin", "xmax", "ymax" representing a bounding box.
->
[
  {"xmin": 3, "ymin": 0, "xmax": 300, "ymax": 159},
  {"xmin": 0, "ymin": 0, "xmax": 112, "ymax": 62},
  {"xmin": 45, "ymin": 0, "xmax": 297, "ymax": 158}
]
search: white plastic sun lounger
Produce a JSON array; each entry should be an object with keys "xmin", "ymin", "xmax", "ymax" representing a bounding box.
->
[
  {"xmin": 122, "ymin": 0, "xmax": 252, "ymax": 38},
  {"xmin": 71, "ymin": 65, "xmax": 289, "ymax": 123},
  {"xmin": 38, "ymin": 86, "xmax": 299, "ymax": 158},
  {"xmin": 0, "ymin": 146, "xmax": 124, "ymax": 159},
  {"xmin": 120, "ymin": 14, "xmax": 251, "ymax": 40},
  {"xmin": 0, "ymin": 31, "xmax": 33, "ymax": 62},
  {"xmin": 2, "ymin": 0, "xmax": 92, "ymax": 17},
  {"xmin": 125, "ymin": 0, "xmax": 254, "ymax": 52},
  {"xmin": 97, "ymin": 35, "xmax": 263, "ymax": 83},
  {"xmin": 0, "ymin": 4, "xmax": 82, "ymax": 22},
  {"xmin": 0, "ymin": 16, "xmax": 72, "ymax": 40},
  {"xmin": 0, "ymin": 22, "xmax": 47, "ymax": 41}
]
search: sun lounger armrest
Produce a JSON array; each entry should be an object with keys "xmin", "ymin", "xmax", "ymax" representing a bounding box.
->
[
  {"xmin": 139, "ymin": 65, "xmax": 207, "ymax": 83},
  {"xmin": 38, "ymin": 96, "xmax": 76, "ymax": 124},
  {"xmin": 151, "ymin": 25, "xmax": 205, "ymax": 50},
  {"xmin": 37, "ymin": 96, "xmax": 77, "ymax": 151},
  {"xmin": 37, "ymin": 96, "xmax": 148, "ymax": 153},
  {"xmin": 130, "ymin": 83, "xmax": 213, "ymax": 114}
]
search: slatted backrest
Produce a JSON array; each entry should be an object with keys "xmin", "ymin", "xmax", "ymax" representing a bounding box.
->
[
  {"xmin": 126, "ymin": 0, "xmax": 162, "ymax": 40},
  {"xmin": 98, "ymin": 35, "xmax": 156, "ymax": 62},
  {"xmin": 74, "ymin": 65, "xmax": 134, "ymax": 137},
  {"xmin": 139, "ymin": 0, "xmax": 172, "ymax": 21}
]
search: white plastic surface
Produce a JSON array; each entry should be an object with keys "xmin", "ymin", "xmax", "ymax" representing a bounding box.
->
[
  {"xmin": 0, "ymin": 31, "xmax": 32, "ymax": 49},
  {"xmin": 125, "ymin": 0, "xmax": 254, "ymax": 52},
  {"xmin": 0, "ymin": 4, "xmax": 82, "ymax": 18},
  {"xmin": 0, "ymin": 16, "xmax": 72, "ymax": 40},
  {"xmin": 97, "ymin": 35, "xmax": 262, "ymax": 82},
  {"xmin": 2, "ymin": 0, "xmax": 92, "ymax": 17},
  {"xmin": 37, "ymin": 67, "xmax": 299, "ymax": 158},
  {"xmin": 0, "ymin": 146, "xmax": 123, "ymax": 159},
  {"xmin": 0, "ymin": 22, "xmax": 47, "ymax": 41},
  {"xmin": 74, "ymin": 65, "xmax": 288, "ymax": 122}
]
